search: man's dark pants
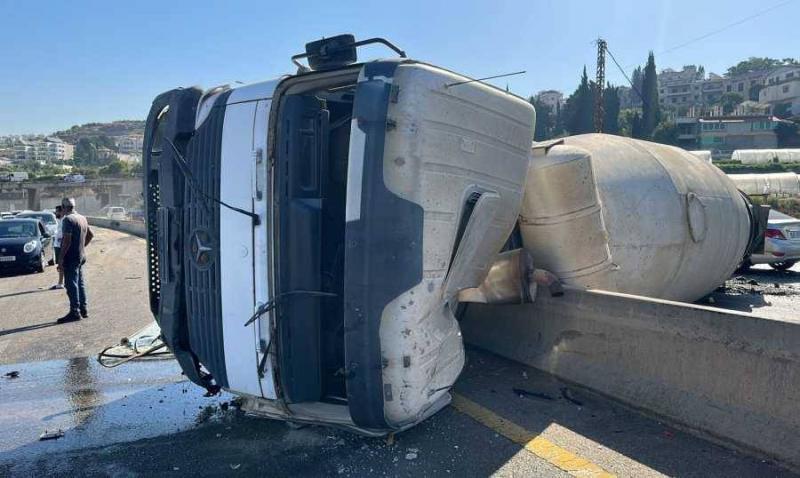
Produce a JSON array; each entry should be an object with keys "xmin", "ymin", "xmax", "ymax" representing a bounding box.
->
[{"xmin": 63, "ymin": 260, "xmax": 87, "ymax": 314}]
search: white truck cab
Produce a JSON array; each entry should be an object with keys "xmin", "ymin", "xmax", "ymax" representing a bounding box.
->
[{"xmin": 143, "ymin": 35, "xmax": 535, "ymax": 434}]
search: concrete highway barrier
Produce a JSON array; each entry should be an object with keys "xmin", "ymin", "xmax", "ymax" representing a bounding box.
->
[
  {"xmin": 87, "ymin": 216, "xmax": 146, "ymax": 238},
  {"xmin": 461, "ymin": 288, "xmax": 800, "ymax": 471}
]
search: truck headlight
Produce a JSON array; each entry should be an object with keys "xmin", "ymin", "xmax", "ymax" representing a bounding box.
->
[{"xmin": 23, "ymin": 240, "xmax": 38, "ymax": 254}]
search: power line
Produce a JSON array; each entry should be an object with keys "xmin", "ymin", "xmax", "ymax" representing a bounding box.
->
[
  {"xmin": 656, "ymin": 0, "xmax": 795, "ymax": 57},
  {"xmin": 606, "ymin": 46, "xmax": 645, "ymax": 103},
  {"xmin": 623, "ymin": 0, "xmax": 796, "ymax": 69}
]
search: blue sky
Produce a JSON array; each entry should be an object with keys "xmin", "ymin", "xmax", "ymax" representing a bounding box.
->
[{"xmin": 1, "ymin": 0, "xmax": 797, "ymax": 135}]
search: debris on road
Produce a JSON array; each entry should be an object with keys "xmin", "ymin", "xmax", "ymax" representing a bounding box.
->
[
  {"xmin": 560, "ymin": 387, "xmax": 584, "ymax": 406},
  {"xmin": 4, "ymin": 371, "xmax": 19, "ymax": 379},
  {"xmin": 39, "ymin": 429, "xmax": 64, "ymax": 441},
  {"xmin": 513, "ymin": 387, "xmax": 555, "ymax": 401}
]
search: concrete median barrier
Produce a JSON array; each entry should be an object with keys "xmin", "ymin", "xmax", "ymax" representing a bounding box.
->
[
  {"xmin": 461, "ymin": 288, "xmax": 800, "ymax": 471},
  {"xmin": 87, "ymin": 216, "xmax": 146, "ymax": 238}
]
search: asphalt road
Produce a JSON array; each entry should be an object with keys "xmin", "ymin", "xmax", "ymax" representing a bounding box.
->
[
  {"xmin": 706, "ymin": 262, "xmax": 800, "ymax": 322},
  {"xmin": 0, "ymin": 227, "xmax": 153, "ymax": 364},
  {"xmin": 0, "ymin": 227, "xmax": 796, "ymax": 477}
]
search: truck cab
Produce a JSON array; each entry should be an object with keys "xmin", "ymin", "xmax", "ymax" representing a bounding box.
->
[{"xmin": 143, "ymin": 35, "xmax": 535, "ymax": 434}]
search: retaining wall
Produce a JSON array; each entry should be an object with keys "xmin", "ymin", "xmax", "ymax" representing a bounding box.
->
[
  {"xmin": 87, "ymin": 216, "xmax": 146, "ymax": 238},
  {"xmin": 461, "ymin": 288, "xmax": 800, "ymax": 470}
]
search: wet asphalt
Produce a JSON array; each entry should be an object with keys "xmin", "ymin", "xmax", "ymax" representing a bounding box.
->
[
  {"xmin": 0, "ymin": 227, "xmax": 798, "ymax": 477},
  {"xmin": 1, "ymin": 349, "xmax": 795, "ymax": 478}
]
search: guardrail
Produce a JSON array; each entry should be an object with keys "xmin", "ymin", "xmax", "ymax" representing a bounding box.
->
[
  {"xmin": 86, "ymin": 216, "xmax": 146, "ymax": 238},
  {"xmin": 461, "ymin": 288, "xmax": 800, "ymax": 471}
]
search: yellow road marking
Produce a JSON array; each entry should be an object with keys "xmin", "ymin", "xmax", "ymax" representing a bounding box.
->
[{"xmin": 452, "ymin": 393, "xmax": 615, "ymax": 478}]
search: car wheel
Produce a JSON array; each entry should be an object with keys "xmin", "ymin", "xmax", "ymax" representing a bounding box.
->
[
  {"xmin": 770, "ymin": 260, "xmax": 797, "ymax": 271},
  {"xmin": 735, "ymin": 260, "xmax": 752, "ymax": 273},
  {"xmin": 35, "ymin": 253, "xmax": 45, "ymax": 273}
]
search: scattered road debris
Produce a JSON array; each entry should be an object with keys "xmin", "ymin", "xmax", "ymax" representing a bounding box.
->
[
  {"xmin": 512, "ymin": 387, "xmax": 555, "ymax": 401},
  {"xmin": 39, "ymin": 429, "xmax": 64, "ymax": 441},
  {"xmin": 3, "ymin": 371, "xmax": 19, "ymax": 379},
  {"xmin": 560, "ymin": 387, "xmax": 584, "ymax": 406}
]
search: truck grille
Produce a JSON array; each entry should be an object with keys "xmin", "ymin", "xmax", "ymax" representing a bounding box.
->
[{"xmin": 182, "ymin": 92, "xmax": 231, "ymax": 388}]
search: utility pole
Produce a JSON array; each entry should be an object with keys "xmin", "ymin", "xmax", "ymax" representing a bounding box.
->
[{"xmin": 594, "ymin": 38, "xmax": 607, "ymax": 133}]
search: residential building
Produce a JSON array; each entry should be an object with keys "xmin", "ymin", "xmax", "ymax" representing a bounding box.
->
[
  {"xmin": 658, "ymin": 66, "xmax": 704, "ymax": 109},
  {"xmin": 697, "ymin": 115, "xmax": 778, "ymax": 153},
  {"xmin": 96, "ymin": 146, "xmax": 117, "ymax": 161},
  {"xmin": 534, "ymin": 90, "xmax": 564, "ymax": 112},
  {"xmin": 700, "ymin": 73, "xmax": 724, "ymax": 105},
  {"xmin": 722, "ymin": 69, "xmax": 769, "ymax": 101},
  {"xmin": 115, "ymin": 135, "xmax": 144, "ymax": 154},
  {"xmin": 759, "ymin": 65, "xmax": 800, "ymax": 117},
  {"xmin": 13, "ymin": 137, "xmax": 74, "ymax": 162}
]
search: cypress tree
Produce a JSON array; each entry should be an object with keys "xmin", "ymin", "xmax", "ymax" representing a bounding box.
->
[
  {"xmin": 603, "ymin": 84, "xmax": 620, "ymax": 135},
  {"xmin": 641, "ymin": 52, "xmax": 660, "ymax": 138},
  {"xmin": 566, "ymin": 67, "xmax": 594, "ymax": 135}
]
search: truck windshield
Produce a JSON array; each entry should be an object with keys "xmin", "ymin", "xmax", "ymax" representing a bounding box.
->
[{"xmin": 0, "ymin": 222, "xmax": 37, "ymax": 238}]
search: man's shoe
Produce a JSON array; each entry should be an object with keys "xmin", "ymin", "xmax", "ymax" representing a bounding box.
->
[
  {"xmin": 56, "ymin": 312, "xmax": 81, "ymax": 324},
  {"xmin": 79, "ymin": 308, "xmax": 88, "ymax": 319},
  {"xmin": 49, "ymin": 284, "xmax": 64, "ymax": 290}
]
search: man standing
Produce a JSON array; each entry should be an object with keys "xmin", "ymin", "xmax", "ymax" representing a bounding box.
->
[
  {"xmin": 56, "ymin": 198, "xmax": 94, "ymax": 324},
  {"xmin": 49, "ymin": 205, "xmax": 65, "ymax": 290}
]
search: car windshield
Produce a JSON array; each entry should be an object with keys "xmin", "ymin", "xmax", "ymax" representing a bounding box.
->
[
  {"xmin": 0, "ymin": 221, "xmax": 37, "ymax": 238},
  {"xmin": 18, "ymin": 213, "xmax": 56, "ymax": 224}
]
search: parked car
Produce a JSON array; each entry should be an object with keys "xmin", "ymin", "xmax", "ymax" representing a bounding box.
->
[
  {"xmin": 15, "ymin": 211, "xmax": 58, "ymax": 237},
  {"xmin": 99, "ymin": 206, "xmax": 127, "ymax": 220},
  {"xmin": 0, "ymin": 218, "xmax": 53, "ymax": 273},
  {"xmin": 0, "ymin": 172, "xmax": 29, "ymax": 182},
  {"xmin": 63, "ymin": 173, "xmax": 86, "ymax": 183},
  {"xmin": 0, "ymin": 212, "xmax": 14, "ymax": 220},
  {"xmin": 749, "ymin": 210, "xmax": 800, "ymax": 270}
]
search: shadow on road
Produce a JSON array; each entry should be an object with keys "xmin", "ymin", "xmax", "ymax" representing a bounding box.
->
[
  {"xmin": 0, "ymin": 321, "xmax": 59, "ymax": 337},
  {"xmin": 0, "ymin": 288, "xmax": 51, "ymax": 300}
]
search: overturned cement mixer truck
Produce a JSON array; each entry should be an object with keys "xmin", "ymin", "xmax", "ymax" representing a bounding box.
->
[{"xmin": 142, "ymin": 35, "xmax": 768, "ymax": 435}]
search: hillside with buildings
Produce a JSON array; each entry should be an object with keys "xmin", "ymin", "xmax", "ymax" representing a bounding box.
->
[
  {"xmin": 53, "ymin": 120, "xmax": 144, "ymax": 144},
  {"xmin": 533, "ymin": 56, "xmax": 800, "ymax": 158},
  {"xmin": 0, "ymin": 120, "xmax": 145, "ymax": 179}
]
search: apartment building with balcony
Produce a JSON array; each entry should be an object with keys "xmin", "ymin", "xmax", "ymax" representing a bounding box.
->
[
  {"xmin": 759, "ymin": 66, "xmax": 800, "ymax": 117},
  {"xmin": 12, "ymin": 137, "xmax": 74, "ymax": 162}
]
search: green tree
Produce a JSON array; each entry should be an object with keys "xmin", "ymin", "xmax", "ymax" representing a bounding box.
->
[
  {"xmin": 773, "ymin": 103, "xmax": 793, "ymax": 119},
  {"xmin": 564, "ymin": 67, "xmax": 594, "ymax": 135},
  {"xmin": 603, "ymin": 85, "xmax": 621, "ymax": 135},
  {"xmin": 630, "ymin": 66, "xmax": 644, "ymax": 104},
  {"xmin": 529, "ymin": 97, "xmax": 554, "ymax": 141},
  {"xmin": 748, "ymin": 84, "xmax": 763, "ymax": 102},
  {"xmin": 651, "ymin": 121, "xmax": 679, "ymax": 146},
  {"xmin": 726, "ymin": 57, "xmax": 798, "ymax": 77},
  {"xmin": 74, "ymin": 137, "xmax": 98, "ymax": 165},
  {"xmin": 720, "ymin": 92, "xmax": 744, "ymax": 114},
  {"xmin": 776, "ymin": 121, "xmax": 800, "ymax": 148},
  {"xmin": 99, "ymin": 159, "xmax": 128, "ymax": 177},
  {"xmin": 641, "ymin": 52, "xmax": 660, "ymax": 138}
]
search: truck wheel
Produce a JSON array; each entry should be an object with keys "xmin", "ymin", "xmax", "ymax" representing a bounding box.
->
[{"xmin": 770, "ymin": 261, "xmax": 797, "ymax": 271}]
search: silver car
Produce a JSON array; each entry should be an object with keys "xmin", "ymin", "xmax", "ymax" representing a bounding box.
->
[
  {"xmin": 15, "ymin": 211, "xmax": 58, "ymax": 238},
  {"xmin": 750, "ymin": 210, "xmax": 800, "ymax": 270}
]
